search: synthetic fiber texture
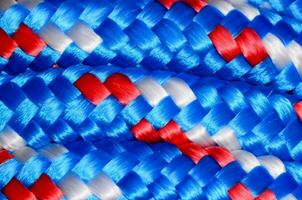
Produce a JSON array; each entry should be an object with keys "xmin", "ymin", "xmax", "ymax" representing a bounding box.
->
[{"xmin": 0, "ymin": 0, "xmax": 302, "ymax": 200}]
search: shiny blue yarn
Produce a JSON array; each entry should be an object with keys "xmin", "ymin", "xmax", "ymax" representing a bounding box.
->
[
  {"xmin": 0, "ymin": 65, "xmax": 301, "ymax": 163},
  {"xmin": 0, "ymin": 0, "xmax": 302, "ymax": 94},
  {"xmin": 248, "ymin": 0, "xmax": 302, "ymax": 22},
  {"xmin": 1, "ymin": 138, "xmax": 302, "ymax": 199}
]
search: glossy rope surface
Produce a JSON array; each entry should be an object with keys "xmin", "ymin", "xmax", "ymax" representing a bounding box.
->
[
  {"xmin": 0, "ymin": 0, "xmax": 302, "ymax": 95},
  {"xmin": 0, "ymin": 65, "xmax": 301, "ymax": 163},
  {"xmin": 1, "ymin": 132, "xmax": 302, "ymax": 200},
  {"xmin": 0, "ymin": 0, "xmax": 302, "ymax": 199}
]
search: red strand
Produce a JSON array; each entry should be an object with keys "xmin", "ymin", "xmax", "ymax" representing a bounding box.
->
[
  {"xmin": 158, "ymin": 120, "xmax": 191, "ymax": 145},
  {"xmin": 104, "ymin": 73, "xmax": 140, "ymax": 105},
  {"xmin": 12, "ymin": 24, "xmax": 46, "ymax": 57},
  {"xmin": 0, "ymin": 150, "xmax": 13, "ymax": 164},
  {"xmin": 2, "ymin": 179, "xmax": 35, "ymax": 200},
  {"xmin": 205, "ymin": 146, "xmax": 235, "ymax": 167},
  {"xmin": 0, "ymin": 28, "xmax": 17, "ymax": 59},
  {"xmin": 255, "ymin": 190, "xmax": 276, "ymax": 200},
  {"xmin": 74, "ymin": 73, "xmax": 110, "ymax": 105},
  {"xmin": 158, "ymin": 0, "xmax": 207, "ymax": 12},
  {"xmin": 209, "ymin": 25, "xmax": 241, "ymax": 62},
  {"xmin": 131, "ymin": 119, "xmax": 161, "ymax": 143},
  {"xmin": 30, "ymin": 174, "xmax": 64, "ymax": 200},
  {"xmin": 178, "ymin": 143, "xmax": 208, "ymax": 164},
  {"xmin": 294, "ymin": 101, "xmax": 302, "ymax": 121},
  {"xmin": 228, "ymin": 183, "xmax": 254, "ymax": 200},
  {"xmin": 236, "ymin": 28, "xmax": 268, "ymax": 66}
]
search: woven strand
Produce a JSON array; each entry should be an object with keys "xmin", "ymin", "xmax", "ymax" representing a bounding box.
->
[
  {"xmin": 0, "ymin": 0, "xmax": 302, "ymax": 95},
  {"xmin": 0, "ymin": 130, "xmax": 302, "ymax": 200},
  {"xmin": 241, "ymin": 0, "xmax": 302, "ymax": 22},
  {"xmin": 0, "ymin": 65, "xmax": 302, "ymax": 163}
]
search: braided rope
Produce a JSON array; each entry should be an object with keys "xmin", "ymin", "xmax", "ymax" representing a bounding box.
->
[
  {"xmin": 0, "ymin": 129, "xmax": 302, "ymax": 200},
  {"xmin": 0, "ymin": 1, "xmax": 301, "ymax": 199},
  {"xmin": 0, "ymin": 65, "xmax": 302, "ymax": 163},
  {"xmin": 0, "ymin": 0, "xmax": 301, "ymax": 95}
]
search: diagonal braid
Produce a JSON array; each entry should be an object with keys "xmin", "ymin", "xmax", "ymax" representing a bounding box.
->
[
  {"xmin": 0, "ymin": 65, "xmax": 302, "ymax": 163},
  {"xmin": 1, "ymin": 0, "xmax": 302, "ymax": 95},
  {"xmin": 0, "ymin": 131, "xmax": 302, "ymax": 200},
  {"xmin": 240, "ymin": 0, "xmax": 302, "ymax": 22}
]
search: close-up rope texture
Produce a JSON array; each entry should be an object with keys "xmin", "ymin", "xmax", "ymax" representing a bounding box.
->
[{"xmin": 0, "ymin": 0, "xmax": 302, "ymax": 199}]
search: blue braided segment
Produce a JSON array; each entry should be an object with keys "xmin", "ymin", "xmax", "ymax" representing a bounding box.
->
[
  {"xmin": 246, "ymin": 0, "xmax": 302, "ymax": 22},
  {"xmin": 1, "ymin": 136, "xmax": 302, "ymax": 199},
  {"xmin": 0, "ymin": 0, "xmax": 302, "ymax": 94},
  {"xmin": 0, "ymin": 64, "xmax": 301, "ymax": 163}
]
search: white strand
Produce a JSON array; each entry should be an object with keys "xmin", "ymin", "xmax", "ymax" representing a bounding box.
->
[
  {"xmin": 228, "ymin": 2, "xmax": 260, "ymax": 20},
  {"xmin": 232, "ymin": 150, "xmax": 260, "ymax": 173},
  {"xmin": 89, "ymin": 173, "xmax": 122, "ymax": 200},
  {"xmin": 208, "ymin": 0, "xmax": 235, "ymax": 15},
  {"xmin": 287, "ymin": 41, "xmax": 302, "ymax": 75},
  {"xmin": 186, "ymin": 124, "xmax": 215, "ymax": 146},
  {"xmin": 225, "ymin": 0, "xmax": 247, "ymax": 5},
  {"xmin": 212, "ymin": 127, "xmax": 241, "ymax": 151},
  {"xmin": 263, "ymin": 33, "xmax": 291, "ymax": 70},
  {"xmin": 38, "ymin": 144, "xmax": 69, "ymax": 161},
  {"xmin": 39, "ymin": 23, "xmax": 73, "ymax": 54},
  {"xmin": 137, "ymin": 77, "xmax": 168, "ymax": 107},
  {"xmin": 258, "ymin": 155, "xmax": 286, "ymax": 179},
  {"xmin": 13, "ymin": 146, "xmax": 37, "ymax": 163},
  {"xmin": 0, "ymin": 127, "xmax": 26, "ymax": 151},
  {"xmin": 67, "ymin": 21, "xmax": 102, "ymax": 54},
  {"xmin": 163, "ymin": 78, "xmax": 197, "ymax": 108},
  {"xmin": 58, "ymin": 173, "xmax": 92, "ymax": 200},
  {"xmin": 282, "ymin": 194, "xmax": 298, "ymax": 200}
]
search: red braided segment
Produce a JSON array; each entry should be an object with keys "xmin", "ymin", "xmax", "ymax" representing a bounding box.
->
[
  {"xmin": 0, "ymin": 29, "xmax": 17, "ymax": 59},
  {"xmin": 158, "ymin": 0, "xmax": 207, "ymax": 12},
  {"xmin": 12, "ymin": 24, "xmax": 46, "ymax": 57},
  {"xmin": 131, "ymin": 119, "xmax": 161, "ymax": 143},
  {"xmin": 74, "ymin": 73, "xmax": 110, "ymax": 105},
  {"xmin": 209, "ymin": 25, "xmax": 269, "ymax": 66},
  {"xmin": 209, "ymin": 25, "xmax": 241, "ymax": 62},
  {"xmin": 235, "ymin": 28, "xmax": 268, "ymax": 66},
  {"xmin": 294, "ymin": 101, "xmax": 302, "ymax": 121},
  {"xmin": 3, "ymin": 179, "xmax": 36, "ymax": 200},
  {"xmin": 104, "ymin": 73, "xmax": 141, "ymax": 105},
  {"xmin": 228, "ymin": 183, "xmax": 254, "ymax": 200},
  {"xmin": 0, "ymin": 150, "xmax": 13, "ymax": 164},
  {"xmin": 30, "ymin": 174, "xmax": 64, "ymax": 200},
  {"xmin": 255, "ymin": 190, "xmax": 276, "ymax": 200}
]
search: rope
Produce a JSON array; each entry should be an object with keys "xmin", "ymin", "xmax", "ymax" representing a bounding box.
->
[
  {"xmin": 0, "ymin": 133, "xmax": 301, "ymax": 199},
  {"xmin": 0, "ymin": 65, "xmax": 301, "ymax": 163},
  {"xmin": 0, "ymin": 0, "xmax": 301, "ymax": 95}
]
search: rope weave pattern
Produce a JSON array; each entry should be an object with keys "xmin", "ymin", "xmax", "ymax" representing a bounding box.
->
[
  {"xmin": 0, "ymin": 0, "xmax": 301, "ymax": 199},
  {"xmin": 0, "ymin": 0, "xmax": 301, "ymax": 94},
  {"xmin": 0, "ymin": 129, "xmax": 302, "ymax": 200},
  {"xmin": 0, "ymin": 65, "xmax": 301, "ymax": 163},
  {"xmin": 245, "ymin": 0, "xmax": 302, "ymax": 22}
]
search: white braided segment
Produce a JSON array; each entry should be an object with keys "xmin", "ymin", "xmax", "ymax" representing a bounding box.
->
[
  {"xmin": 137, "ymin": 76, "xmax": 242, "ymax": 150},
  {"xmin": 66, "ymin": 20, "xmax": 102, "ymax": 54},
  {"xmin": 263, "ymin": 33, "xmax": 292, "ymax": 70}
]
